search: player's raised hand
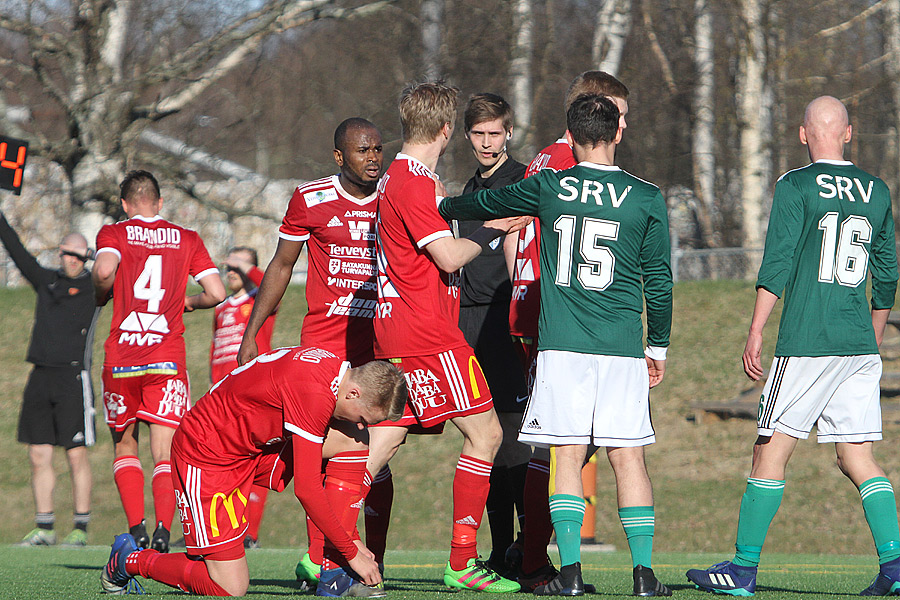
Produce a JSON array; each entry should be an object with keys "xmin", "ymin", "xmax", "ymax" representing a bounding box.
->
[
  {"xmin": 237, "ymin": 336, "xmax": 258, "ymax": 366},
  {"xmin": 485, "ymin": 215, "xmax": 533, "ymax": 235},
  {"xmin": 646, "ymin": 356, "xmax": 666, "ymax": 388},
  {"xmin": 348, "ymin": 548, "xmax": 382, "ymax": 586},
  {"xmin": 742, "ymin": 330, "xmax": 764, "ymax": 381},
  {"xmin": 224, "ymin": 254, "xmax": 253, "ymax": 274}
]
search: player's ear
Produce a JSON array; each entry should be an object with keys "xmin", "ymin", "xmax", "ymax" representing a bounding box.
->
[
  {"xmin": 334, "ymin": 148, "xmax": 344, "ymax": 167},
  {"xmin": 564, "ymin": 130, "xmax": 575, "ymax": 148},
  {"xmin": 799, "ymin": 125, "xmax": 808, "ymax": 146}
]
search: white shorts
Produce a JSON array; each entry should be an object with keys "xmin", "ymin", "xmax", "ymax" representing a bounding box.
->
[
  {"xmin": 517, "ymin": 350, "xmax": 655, "ymax": 449},
  {"xmin": 758, "ymin": 355, "xmax": 882, "ymax": 443}
]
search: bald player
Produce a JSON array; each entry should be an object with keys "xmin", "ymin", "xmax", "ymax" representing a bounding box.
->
[
  {"xmin": 0, "ymin": 212, "xmax": 100, "ymax": 547},
  {"xmin": 686, "ymin": 96, "xmax": 900, "ymax": 596}
]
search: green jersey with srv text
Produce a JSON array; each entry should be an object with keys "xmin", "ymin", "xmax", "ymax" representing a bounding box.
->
[
  {"xmin": 757, "ymin": 159, "xmax": 898, "ymax": 357},
  {"xmin": 438, "ymin": 162, "xmax": 672, "ymax": 359}
]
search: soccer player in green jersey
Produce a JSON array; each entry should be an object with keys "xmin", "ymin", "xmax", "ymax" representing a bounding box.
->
[
  {"xmin": 686, "ymin": 96, "xmax": 900, "ymax": 596},
  {"xmin": 439, "ymin": 94, "xmax": 673, "ymax": 596}
]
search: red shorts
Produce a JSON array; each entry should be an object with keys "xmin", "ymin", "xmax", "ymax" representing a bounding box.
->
[
  {"xmin": 102, "ymin": 363, "xmax": 191, "ymax": 431},
  {"xmin": 171, "ymin": 441, "xmax": 293, "ymax": 558},
  {"xmin": 374, "ymin": 346, "xmax": 493, "ymax": 429}
]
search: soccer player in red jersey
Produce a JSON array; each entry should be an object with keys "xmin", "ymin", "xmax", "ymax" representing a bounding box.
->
[
  {"xmin": 210, "ymin": 246, "xmax": 276, "ymax": 548},
  {"xmin": 93, "ymin": 170, "xmax": 226, "ymax": 553},
  {"xmin": 369, "ymin": 81, "xmax": 529, "ymax": 592},
  {"xmin": 210, "ymin": 247, "xmax": 275, "ymax": 385},
  {"xmin": 238, "ymin": 118, "xmax": 386, "ymax": 590},
  {"xmin": 509, "ymin": 74, "xmax": 643, "ymax": 594},
  {"xmin": 100, "ymin": 346, "xmax": 407, "ymax": 597}
]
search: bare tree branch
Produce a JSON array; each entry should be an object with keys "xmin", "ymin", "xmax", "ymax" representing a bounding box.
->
[
  {"xmin": 138, "ymin": 0, "xmax": 392, "ymax": 119},
  {"xmin": 641, "ymin": 0, "xmax": 678, "ymax": 95}
]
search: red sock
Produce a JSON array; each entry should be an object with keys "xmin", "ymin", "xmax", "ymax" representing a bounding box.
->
[
  {"xmin": 322, "ymin": 451, "xmax": 368, "ymax": 571},
  {"xmin": 307, "ymin": 515, "xmax": 324, "ymax": 565},
  {"xmin": 127, "ymin": 550, "xmax": 229, "ymax": 595},
  {"xmin": 113, "ymin": 455, "xmax": 145, "ymax": 528},
  {"xmin": 449, "ymin": 455, "xmax": 492, "ymax": 570},
  {"xmin": 246, "ymin": 485, "xmax": 269, "ymax": 541},
  {"xmin": 365, "ymin": 466, "xmax": 393, "ymax": 564},
  {"xmin": 152, "ymin": 461, "xmax": 175, "ymax": 530},
  {"xmin": 521, "ymin": 458, "xmax": 553, "ymax": 574}
]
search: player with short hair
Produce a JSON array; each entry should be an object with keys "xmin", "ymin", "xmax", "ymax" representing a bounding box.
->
[
  {"xmin": 439, "ymin": 94, "xmax": 673, "ymax": 596},
  {"xmin": 513, "ymin": 72, "xmax": 646, "ymax": 594},
  {"xmin": 1, "ymin": 215, "xmax": 100, "ymax": 547},
  {"xmin": 100, "ymin": 347, "xmax": 407, "ymax": 597},
  {"xmin": 686, "ymin": 96, "xmax": 900, "ymax": 596},
  {"xmin": 93, "ymin": 170, "xmax": 226, "ymax": 553},
  {"xmin": 457, "ymin": 92, "xmax": 530, "ymax": 577},
  {"xmin": 237, "ymin": 118, "xmax": 386, "ymax": 593},
  {"xmin": 369, "ymin": 80, "xmax": 528, "ymax": 592}
]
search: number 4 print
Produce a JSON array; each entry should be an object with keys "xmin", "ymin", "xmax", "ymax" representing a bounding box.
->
[{"xmin": 134, "ymin": 255, "xmax": 166, "ymax": 312}]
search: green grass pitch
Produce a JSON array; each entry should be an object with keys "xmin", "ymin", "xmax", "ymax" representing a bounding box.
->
[{"xmin": 0, "ymin": 547, "xmax": 881, "ymax": 598}]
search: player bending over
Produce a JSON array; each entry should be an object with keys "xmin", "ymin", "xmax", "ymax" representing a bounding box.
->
[{"xmin": 101, "ymin": 347, "xmax": 406, "ymax": 597}]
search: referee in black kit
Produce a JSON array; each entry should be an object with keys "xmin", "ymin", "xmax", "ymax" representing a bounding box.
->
[
  {"xmin": 454, "ymin": 93, "xmax": 532, "ymax": 578},
  {"xmin": 0, "ymin": 210, "xmax": 100, "ymax": 547}
]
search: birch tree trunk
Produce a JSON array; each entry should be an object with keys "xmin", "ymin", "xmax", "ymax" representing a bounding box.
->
[
  {"xmin": 887, "ymin": 0, "xmax": 900, "ymax": 219},
  {"xmin": 593, "ymin": 0, "xmax": 633, "ymax": 75},
  {"xmin": 421, "ymin": 0, "xmax": 444, "ymax": 79},
  {"xmin": 509, "ymin": 0, "xmax": 535, "ymax": 160},
  {"xmin": 737, "ymin": 0, "xmax": 772, "ymax": 260},
  {"xmin": 692, "ymin": 0, "xmax": 716, "ymax": 247}
]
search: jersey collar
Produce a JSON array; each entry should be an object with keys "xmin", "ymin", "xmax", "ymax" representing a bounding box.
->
[
  {"xmin": 814, "ymin": 159, "xmax": 853, "ymax": 166},
  {"xmin": 128, "ymin": 214, "xmax": 164, "ymax": 223},
  {"xmin": 332, "ymin": 175, "xmax": 377, "ymax": 206},
  {"xmin": 396, "ymin": 153, "xmax": 436, "ymax": 178},
  {"xmin": 577, "ymin": 161, "xmax": 621, "ymax": 172}
]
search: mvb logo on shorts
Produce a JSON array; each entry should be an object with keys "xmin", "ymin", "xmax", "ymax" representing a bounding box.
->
[
  {"xmin": 406, "ymin": 368, "xmax": 448, "ymax": 416},
  {"xmin": 118, "ymin": 311, "xmax": 170, "ymax": 346}
]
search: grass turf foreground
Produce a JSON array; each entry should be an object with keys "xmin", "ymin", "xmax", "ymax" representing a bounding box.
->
[{"xmin": 0, "ymin": 547, "xmax": 884, "ymax": 599}]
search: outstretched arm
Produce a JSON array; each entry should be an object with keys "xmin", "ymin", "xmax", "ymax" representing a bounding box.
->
[{"xmin": 238, "ymin": 238, "xmax": 303, "ymax": 365}]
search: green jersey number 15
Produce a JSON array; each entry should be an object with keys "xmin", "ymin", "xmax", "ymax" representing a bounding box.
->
[
  {"xmin": 817, "ymin": 212, "xmax": 871, "ymax": 287},
  {"xmin": 554, "ymin": 215, "xmax": 619, "ymax": 291}
]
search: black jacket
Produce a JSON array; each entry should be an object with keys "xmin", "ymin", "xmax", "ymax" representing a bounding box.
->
[
  {"xmin": 0, "ymin": 213, "xmax": 99, "ymax": 368},
  {"xmin": 456, "ymin": 158, "xmax": 527, "ymax": 306}
]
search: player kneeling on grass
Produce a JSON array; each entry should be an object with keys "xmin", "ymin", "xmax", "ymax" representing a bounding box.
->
[{"xmin": 101, "ymin": 346, "xmax": 407, "ymax": 597}]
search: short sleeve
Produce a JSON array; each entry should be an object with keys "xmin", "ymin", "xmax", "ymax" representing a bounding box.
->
[
  {"xmin": 279, "ymin": 188, "xmax": 313, "ymax": 242},
  {"xmin": 397, "ymin": 177, "xmax": 453, "ymax": 248}
]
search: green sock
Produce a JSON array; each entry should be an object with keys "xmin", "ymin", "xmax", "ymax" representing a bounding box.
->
[
  {"xmin": 733, "ymin": 477, "xmax": 785, "ymax": 567},
  {"xmin": 859, "ymin": 477, "xmax": 900, "ymax": 564},
  {"xmin": 619, "ymin": 506, "xmax": 655, "ymax": 568},
  {"xmin": 549, "ymin": 494, "xmax": 585, "ymax": 567}
]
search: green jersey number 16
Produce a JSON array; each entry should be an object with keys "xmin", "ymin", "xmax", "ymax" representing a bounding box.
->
[
  {"xmin": 554, "ymin": 215, "xmax": 619, "ymax": 291},
  {"xmin": 817, "ymin": 212, "xmax": 871, "ymax": 288}
]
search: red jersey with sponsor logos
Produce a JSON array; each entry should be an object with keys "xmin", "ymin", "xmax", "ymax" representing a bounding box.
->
[
  {"xmin": 374, "ymin": 154, "xmax": 467, "ymax": 358},
  {"xmin": 509, "ymin": 138, "xmax": 576, "ymax": 337},
  {"xmin": 210, "ymin": 266, "xmax": 276, "ymax": 383},
  {"xmin": 96, "ymin": 215, "xmax": 218, "ymax": 367},
  {"xmin": 173, "ymin": 346, "xmax": 357, "ymax": 558},
  {"xmin": 280, "ymin": 176, "xmax": 377, "ymax": 364}
]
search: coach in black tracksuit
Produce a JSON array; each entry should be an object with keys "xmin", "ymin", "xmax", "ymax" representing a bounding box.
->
[
  {"xmin": 453, "ymin": 93, "xmax": 531, "ymax": 578},
  {"xmin": 0, "ymin": 211, "xmax": 100, "ymax": 546}
]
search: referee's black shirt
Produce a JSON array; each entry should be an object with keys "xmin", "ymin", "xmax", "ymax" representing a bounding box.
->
[{"xmin": 0, "ymin": 213, "xmax": 97, "ymax": 368}]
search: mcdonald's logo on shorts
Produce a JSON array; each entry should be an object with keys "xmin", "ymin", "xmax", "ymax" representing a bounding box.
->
[
  {"xmin": 209, "ymin": 489, "xmax": 248, "ymax": 537},
  {"xmin": 468, "ymin": 355, "xmax": 486, "ymax": 401}
]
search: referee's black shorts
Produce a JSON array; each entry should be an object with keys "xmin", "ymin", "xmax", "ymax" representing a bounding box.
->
[
  {"xmin": 18, "ymin": 365, "xmax": 95, "ymax": 449},
  {"xmin": 459, "ymin": 302, "xmax": 529, "ymax": 414}
]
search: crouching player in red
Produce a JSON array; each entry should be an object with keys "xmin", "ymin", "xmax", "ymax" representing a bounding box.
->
[{"xmin": 101, "ymin": 346, "xmax": 407, "ymax": 597}]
